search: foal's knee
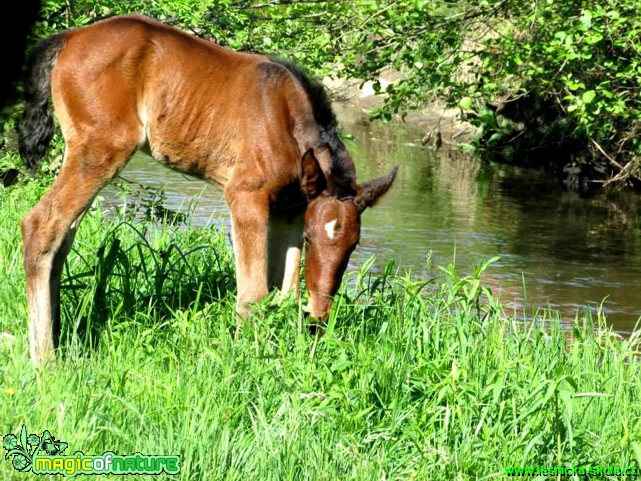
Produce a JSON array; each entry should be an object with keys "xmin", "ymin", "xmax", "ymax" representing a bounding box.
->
[
  {"xmin": 21, "ymin": 204, "xmax": 59, "ymax": 277},
  {"xmin": 21, "ymin": 209, "xmax": 45, "ymax": 275}
]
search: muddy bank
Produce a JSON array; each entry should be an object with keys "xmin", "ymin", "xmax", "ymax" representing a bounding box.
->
[{"xmin": 323, "ymin": 73, "xmax": 477, "ymax": 148}]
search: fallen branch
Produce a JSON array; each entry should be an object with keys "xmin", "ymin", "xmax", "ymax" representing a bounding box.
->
[
  {"xmin": 602, "ymin": 156, "xmax": 641, "ymax": 189},
  {"xmin": 590, "ymin": 137, "xmax": 625, "ymax": 170},
  {"xmin": 590, "ymin": 137, "xmax": 641, "ymax": 188}
]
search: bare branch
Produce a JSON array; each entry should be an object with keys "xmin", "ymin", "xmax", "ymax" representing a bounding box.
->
[
  {"xmin": 409, "ymin": 0, "xmax": 510, "ymax": 42},
  {"xmin": 249, "ymin": 0, "xmax": 329, "ymax": 8},
  {"xmin": 602, "ymin": 156, "xmax": 641, "ymax": 189},
  {"xmin": 590, "ymin": 137, "xmax": 640, "ymax": 189},
  {"xmin": 590, "ymin": 137, "xmax": 624, "ymax": 170},
  {"xmin": 332, "ymin": 0, "xmax": 402, "ymax": 45}
]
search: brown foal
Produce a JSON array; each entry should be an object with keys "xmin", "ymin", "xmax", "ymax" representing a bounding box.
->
[{"xmin": 19, "ymin": 15, "xmax": 398, "ymax": 363}]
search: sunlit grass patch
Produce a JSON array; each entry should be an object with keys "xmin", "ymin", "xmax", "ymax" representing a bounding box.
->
[{"xmin": 1, "ymin": 180, "xmax": 640, "ymax": 480}]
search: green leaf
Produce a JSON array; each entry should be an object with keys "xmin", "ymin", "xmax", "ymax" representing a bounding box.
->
[
  {"xmin": 579, "ymin": 10, "xmax": 593, "ymax": 30},
  {"xmin": 581, "ymin": 90, "xmax": 596, "ymax": 104},
  {"xmin": 459, "ymin": 97, "xmax": 473, "ymax": 110},
  {"xmin": 585, "ymin": 32, "xmax": 603, "ymax": 44}
]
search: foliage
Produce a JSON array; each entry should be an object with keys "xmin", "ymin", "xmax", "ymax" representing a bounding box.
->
[
  {"xmin": 31, "ymin": 0, "xmax": 353, "ymax": 76},
  {"xmin": 330, "ymin": 0, "xmax": 641, "ymax": 189}
]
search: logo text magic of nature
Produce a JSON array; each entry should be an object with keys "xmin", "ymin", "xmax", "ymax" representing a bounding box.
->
[{"xmin": 3, "ymin": 425, "xmax": 180, "ymax": 476}]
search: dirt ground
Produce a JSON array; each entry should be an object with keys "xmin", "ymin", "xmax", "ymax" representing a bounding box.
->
[{"xmin": 323, "ymin": 73, "xmax": 478, "ymax": 148}]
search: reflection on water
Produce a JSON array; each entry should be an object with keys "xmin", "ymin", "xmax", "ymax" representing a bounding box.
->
[{"xmin": 103, "ymin": 104, "xmax": 641, "ymax": 333}]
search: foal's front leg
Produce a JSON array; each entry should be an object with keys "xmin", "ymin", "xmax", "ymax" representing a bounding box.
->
[
  {"xmin": 225, "ymin": 188, "xmax": 270, "ymax": 318},
  {"xmin": 267, "ymin": 214, "xmax": 304, "ymax": 298}
]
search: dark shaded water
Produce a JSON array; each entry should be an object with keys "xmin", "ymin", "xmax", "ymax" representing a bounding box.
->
[{"xmin": 104, "ymin": 105, "xmax": 641, "ymax": 333}]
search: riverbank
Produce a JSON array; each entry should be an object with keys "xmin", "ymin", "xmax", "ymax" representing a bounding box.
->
[
  {"xmin": 1, "ymin": 180, "xmax": 640, "ymax": 480},
  {"xmin": 323, "ymin": 71, "xmax": 478, "ymax": 149}
]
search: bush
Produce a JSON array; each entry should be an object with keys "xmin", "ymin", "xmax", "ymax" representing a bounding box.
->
[{"xmin": 336, "ymin": 0, "xmax": 641, "ymax": 190}]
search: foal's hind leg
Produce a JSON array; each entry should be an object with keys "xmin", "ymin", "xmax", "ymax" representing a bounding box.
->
[
  {"xmin": 22, "ymin": 142, "xmax": 135, "ymax": 363},
  {"xmin": 48, "ymin": 213, "xmax": 85, "ymax": 347}
]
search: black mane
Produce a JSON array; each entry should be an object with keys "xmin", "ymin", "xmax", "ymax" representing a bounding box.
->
[{"xmin": 270, "ymin": 57, "xmax": 356, "ymax": 198}]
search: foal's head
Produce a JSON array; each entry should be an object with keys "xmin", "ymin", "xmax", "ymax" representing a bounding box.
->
[{"xmin": 300, "ymin": 149, "xmax": 398, "ymax": 321}]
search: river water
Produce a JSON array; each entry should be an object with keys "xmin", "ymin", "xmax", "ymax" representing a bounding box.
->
[{"xmin": 104, "ymin": 104, "xmax": 641, "ymax": 334}]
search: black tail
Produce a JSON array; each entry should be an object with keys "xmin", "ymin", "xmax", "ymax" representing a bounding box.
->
[{"xmin": 18, "ymin": 33, "xmax": 67, "ymax": 170}]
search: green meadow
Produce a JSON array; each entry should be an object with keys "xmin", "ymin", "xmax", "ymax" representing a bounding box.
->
[{"xmin": 1, "ymin": 179, "xmax": 641, "ymax": 480}]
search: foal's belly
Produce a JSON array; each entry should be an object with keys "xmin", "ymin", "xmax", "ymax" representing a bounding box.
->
[{"xmin": 139, "ymin": 134, "xmax": 235, "ymax": 188}]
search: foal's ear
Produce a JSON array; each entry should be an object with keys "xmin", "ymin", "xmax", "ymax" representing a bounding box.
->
[
  {"xmin": 354, "ymin": 166, "xmax": 399, "ymax": 213},
  {"xmin": 301, "ymin": 149, "xmax": 327, "ymax": 199}
]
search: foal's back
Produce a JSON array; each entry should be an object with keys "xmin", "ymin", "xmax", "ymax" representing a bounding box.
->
[{"xmin": 51, "ymin": 15, "xmax": 314, "ymax": 186}]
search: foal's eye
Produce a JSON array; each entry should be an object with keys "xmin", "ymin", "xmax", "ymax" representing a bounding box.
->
[{"xmin": 303, "ymin": 233, "xmax": 311, "ymax": 244}]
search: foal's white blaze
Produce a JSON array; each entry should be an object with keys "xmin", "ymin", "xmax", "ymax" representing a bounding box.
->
[{"xmin": 324, "ymin": 219, "xmax": 337, "ymax": 240}]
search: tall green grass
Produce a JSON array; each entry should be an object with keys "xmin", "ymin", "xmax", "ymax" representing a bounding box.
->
[{"xmin": 1, "ymin": 180, "xmax": 640, "ymax": 480}]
